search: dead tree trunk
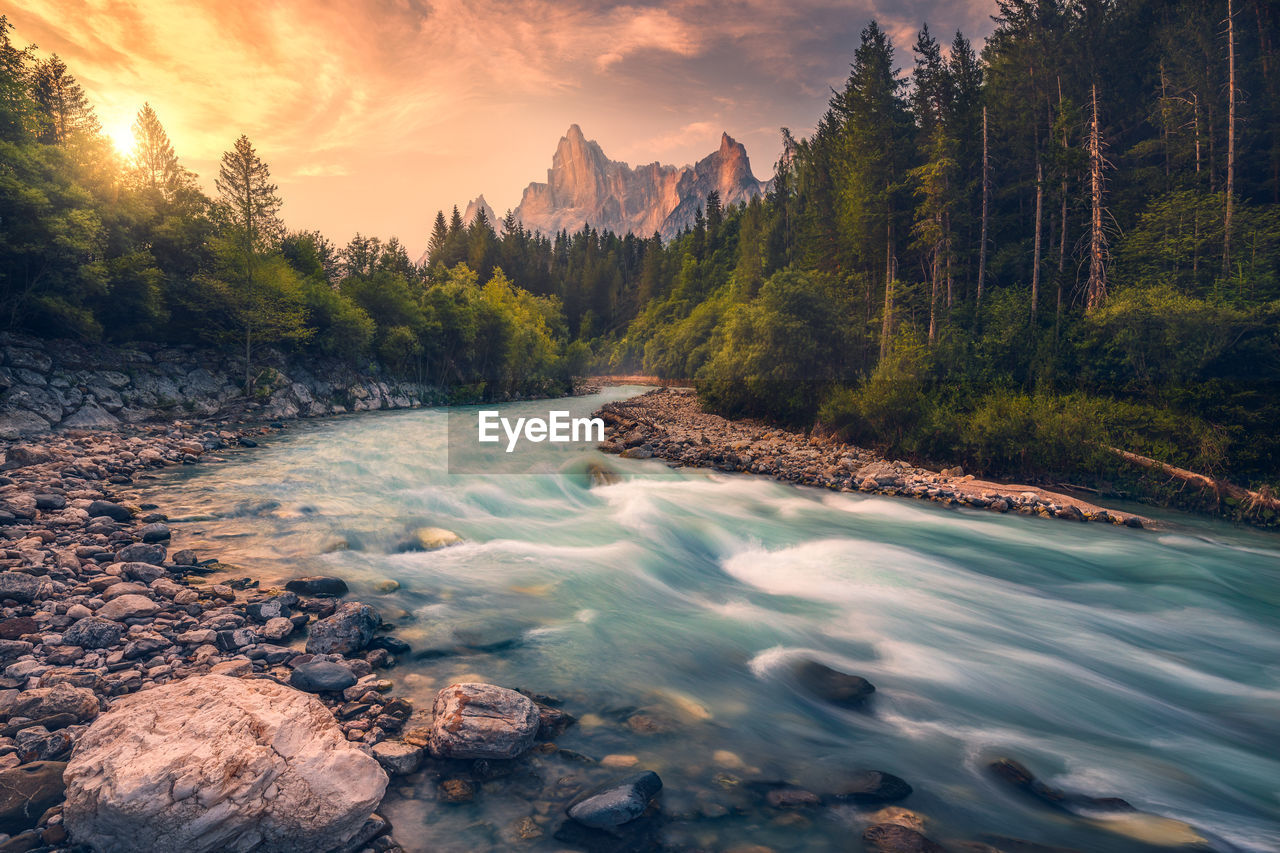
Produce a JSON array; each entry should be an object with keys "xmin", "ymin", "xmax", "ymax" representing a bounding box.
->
[
  {"xmin": 1086, "ymin": 84, "xmax": 1109, "ymax": 311},
  {"xmin": 1105, "ymin": 446, "xmax": 1280, "ymax": 513},
  {"xmin": 1032, "ymin": 159, "xmax": 1043, "ymax": 323},
  {"xmin": 978, "ymin": 106, "xmax": 989, "ymax": 308},
  {"xmin": 1224, "ymin": 0, "xmax": 1236, "ymax": 277},
  {"xmin": 880, "ymin": 217, "xmax": 895, "ymax": 362}
]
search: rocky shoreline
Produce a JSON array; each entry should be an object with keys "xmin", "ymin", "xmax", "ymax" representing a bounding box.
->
[
  {"xmin": 597, "ymin": 388, "xmax": 1150, "ymax": 529},
  {"xmin": 0, "ymin": 423, "xmax": 619, "ymax": 852}
]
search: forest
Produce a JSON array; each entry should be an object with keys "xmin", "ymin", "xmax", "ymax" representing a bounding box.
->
[{"xmin": 2, "ymin": 0, "xmax": 1278, "ymax": 515}]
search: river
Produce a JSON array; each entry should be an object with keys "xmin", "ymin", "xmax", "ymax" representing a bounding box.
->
[{"xmin": 136, "ymin": 387, "xmax": 1280, "ymax": 852}]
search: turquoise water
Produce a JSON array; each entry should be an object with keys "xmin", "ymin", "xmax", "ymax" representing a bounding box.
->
[{"xmin": 139, "ymin": 388, "xmax": 1280, "ymax": 852}]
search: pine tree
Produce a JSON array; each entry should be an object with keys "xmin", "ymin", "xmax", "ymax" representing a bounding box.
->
[
  {"xmin": 30, "ymin": 54, "xmax": 98, "ymax": 143},
  {"xmin": 427, "ymin": 210, "xmax": 449, "ymax": 268},
  {"xmin": 127, "ymin": 103, "xmax": 194, "ymax": 198},
  {"xmin": 215, "ymin": 134, "xmax": 283, "ymax": 254}
]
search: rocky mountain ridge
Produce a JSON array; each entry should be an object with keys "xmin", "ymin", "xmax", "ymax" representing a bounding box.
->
[{"xmin": 512, "ymin": 125, "xmax": 768, "ymax": 239}]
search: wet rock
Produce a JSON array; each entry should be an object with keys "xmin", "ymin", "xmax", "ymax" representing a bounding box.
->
[
  {"xmin": 62, "ymin": 675, "xmax": 387, "ymax": 853},
  {"xmin": 438, "ymin": 778, "xmax": 475, "ymax": 804},
  {"xmin": 8, "ymin": 684, "xmax": 99, "ymax": 723},
  {"xmin": 114, "ymin": 542, "xmax": 166, "ymax": 566},
  {"xmin": 398, "ymin": 526, "xmax": 462, "ymax": 552},
  {"xmin": 86, "ymin": 501, "xmax": 132, "ymax": 522},
  {"xmin": 285, "ymin": 576, "xmax": 349, "ymax": 597},
  {"xmin": 863, "ymin": 823, "xmax": 946, "ymax": 853},
  {"xmin": 987, "ymin": 758, "xmax": 1133, "ymax": 813},
  {"xmin": 139, "ymin": 523, "xmax": 170, "ymax": 543},
  {"xmin": 429, "ymin": 682, "xmax": 540, "ymax": 760},
  {"xmin": 0, "ymin": 761, "xmax": 67, "ymax": 835},
  {"xmin": 765, "ymin": 787, "xmax": 821, "ymax": 809},
  {"xmin": 95, "ymin": 594, "xmax": 160, "ymax": 622},
  {"xmin": 305, "ymin": 601, "xmax": 380, "ymax": 656},
  {"xmin": 566, "ymin": 770, "xmax": 663, "ymax": 828},
  {"xmin": 792, "ymin": 659, "xmax": 875, "ymax": 709},
  {"xmin": 370, "ymin": 741, "xmax": 422, "ymax": 776},
  {"xmin": 833, "ymin": 771, "xmax": 913, "ymax": 804},
  {"xmin": 289, "ymin": 660, "xmax": 357, "ymax": 693},
  {"xmin": 118, "ymin": 561, "xmax": 166, "ymax": 583},
  {"xmin": 0, "ymin": 572, "xmax": 41, "ymax": 604},
  {"xmin": 60, "ymin": 617, "xmax": 125, "ymax": 649}
]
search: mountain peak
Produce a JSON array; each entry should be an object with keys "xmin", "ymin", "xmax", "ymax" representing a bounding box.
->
[{"xmin": 514, "ymin": 128, "xmax": 766, "ymax": 239}]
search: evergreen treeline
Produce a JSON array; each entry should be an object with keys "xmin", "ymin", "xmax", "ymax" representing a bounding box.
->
[
  {"xmin": 3, "ymin": 2, "xmax": 1279, "ymax": 510},
  {"xmin": 432, "ymin": 0, "xmax": 1278, "ymax": 507},
  {"xmin": 0, "ymin": 16, "xmax": 579, "ymax": 400}
]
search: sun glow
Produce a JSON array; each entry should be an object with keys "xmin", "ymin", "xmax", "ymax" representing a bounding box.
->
[{"xmin": 105, "ymin": 117, "xmax": 134, "ymax": 158}]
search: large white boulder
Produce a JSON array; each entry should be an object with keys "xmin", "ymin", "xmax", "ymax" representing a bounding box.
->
[{"xmin": 62, "ymin": 675, "xmax": 387, "ymax": 853}]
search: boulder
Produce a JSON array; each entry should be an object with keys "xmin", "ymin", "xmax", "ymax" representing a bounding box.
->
[
  {"xmin": 119, "ymin": 561, "xmax": 166, "ymax": 583},
  {"xmin": 86, "ymin": 501, "xmax": 132, "ymax": 522},
  {"xmin": 62, "ymin": 675, "xmax": 387, "ymax": 853},
  {"xmin": 8, "ymin": 684, "xmax": 99, "ymax": 723},
  {"xmin": 62, "ymin": 616, "xmax": 125, "ymax": 649},
  {"xmin": 288, "ymin": 661, "xmax": 356, "ymax": 693},
  {"xmin": 862, "ymin": 823, "xmax": 946, "ymax": 853},
  {"xmin": 833, "ymin": 770, "xmax": 913, "ymax": 804},
  {"xmin": 139, "ymin": 523, "xmax": 171, "ymax": 543},
  {"xmin": 285, "ymin": 576, "xmax": 348, "ymax": 597},
  {"xmin": 115, "ymin": 542, "xmax": 166, "ymax": 566},
  {"xmin": 429, "ymin": 682, "xmax": 540, "ymax": 760},
  {"xmin": 0, "ymin": 761, "xmax": 67, "ymax": 835},
  {"xmin": 96, "ymin": 594, "xmax": 160, "ymax": 622},
  {"xmin": 305, "ymin": 601, "xmax": 379, "ymax": 656},
  {"xmin": 60, "ymin": 403, "xmax": 119, "ymax": 430},
  {"xmin": 566, "ymin": 770, "xmax": 663, "ymax": 828},
  {"xmin": 370, "ymin": 741, "xmax": 423, "ymax": 776},
  {"xmin": 792, "ymin": 659, "xmax": 875, "ymax": 709},
  {"xmin": 0, "ymin": 572, "xmax": 42, "ymax": 604},
  {"xmin": 398, "ymin": 527, "xmax": 461, "ymax": 552}
]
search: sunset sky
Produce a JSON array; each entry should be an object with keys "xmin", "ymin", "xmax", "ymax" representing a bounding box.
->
[{"xmin": 12, "ymin": 0, "xmax": 996, "ymax": 252}]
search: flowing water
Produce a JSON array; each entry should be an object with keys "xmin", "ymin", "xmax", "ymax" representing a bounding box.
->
[{"xmin": 136, "ymin": 388, "xmax": 1280, "ymax": 852}]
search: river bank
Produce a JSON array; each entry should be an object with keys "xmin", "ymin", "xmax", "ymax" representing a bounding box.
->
[{"xmin": 597, "ymin": 387, "xmax": 1151, "ymax": 528}]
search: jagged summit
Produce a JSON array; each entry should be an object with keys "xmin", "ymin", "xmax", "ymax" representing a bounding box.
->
[{"xmin": 512, "ymin": 125, "xmax": 767, "ymax": 239}]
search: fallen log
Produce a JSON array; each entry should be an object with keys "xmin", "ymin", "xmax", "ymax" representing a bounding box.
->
[{"xmin": 1103, "ymin": 446, "xmax": 1280, "ymax": 513}]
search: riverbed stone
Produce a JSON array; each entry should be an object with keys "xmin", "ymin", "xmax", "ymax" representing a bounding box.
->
[
  {"xmin": 62, "ymin": 674, "xmax": 387, "ymax": 853},
  {"xmin": 370, "ymin": 741, "xmax": 423, "ymax": 776},
  {"xmin": 0, "ymin": 572, "xmax": 42, "ymax": 604},
  {"xmin": 834, "ymin": 771, "xmax": 913, "ymax": 804},
  {"xmin": 95, "ymin": 594, "xmax": 160, "ymax": 622},
  {"xmin": 792, "ymin": 659, "xmax": 875, "ymax": 709},
  {"xmin": 429, "ymin": 682, "xmax": 540, "ymax": 760},
  {"xmin": 862, "ymin": 823, "xmax": 946, "ymax": 852},
  {"xmin": 305, "ymin": 601, "xmax": 379, "ymax": 656},
  {"xmin": 289, "ymin": 660, "xmax": 357, "ymax": 693},
  {"xmin": 285, "ymin": 576, "xmax": 348, "ymax": 597},
  {"xmin": 566, "ymin": 770, "xmax": 663, "ymax": 828},
  {"xmin": 114, "ymin": 542, "xmax": 166, "ymax": 566},
  {"xmin": 61, "ymin": 617, "xmax": 125, "ymax": 649},
  {"xmin": 0, "ymin": 761, "xmax": 67, "ymax": 835},
  {"xmin": 8, "ymin": 684, "xmax": 99, "ymax": 723},
  {"xmin": 86, "ymin": 501, "xmax": 132, "ymax": 522}
]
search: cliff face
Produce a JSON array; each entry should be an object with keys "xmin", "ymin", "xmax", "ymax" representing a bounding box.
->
[{"xmin": 513, "ymin": 125, "xmax": 767, "ymax": 239}]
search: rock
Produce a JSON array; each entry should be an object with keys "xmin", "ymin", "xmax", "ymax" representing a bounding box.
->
[
  {"xmin": 259, "ymin": 616, "xmax": 294, "ymax": 641},
  {"xmin": 437, "ymin": 778, "xmax": 475, "ymax": 804},
  {"xmin": 61, "ymin": 617, "xmax": 125, "ymax": 649},
  {"xmin": 208, "ymin": 659, "xmax": 252, "ymax": 677},
  {"xmin": 619, "ymin": 445, "xmax": 653, "ymax": 459},
  {"xmin": 834, "ymin": 771, "xmax": 913, "ymax": 804},
  {"xmin": 62, "ymin": 675, "xmax": 387, "ymax": 853},
  {"xmin": 566, "ymin": 770, "xmax": 663, "ymax": 828},
  {"xmin": 0, "ymin": 617, "xmax": 37, "ymax": 640},
  {"xmin": 119, "ymin": 561, "xmax": 166, "ymax": 583},
  {"xmin": 429, "ymin": 682, "xmax": 540, "ymax": 760},
  {"xmin": 139, "ymin": 523, "xmax": 170, "ymax": 543},
  {"xmin": 863, "ymin": 823, "xmax": 946, "ymax": 853},
  {"xmin": 0, "ymin": 410, "xmax": 51, "ymax": 440},
  {"xmin": 114, "ymin": 542, "xmax": 166, "ymax": 566},
  {"xmin": 96, "ymin": 594, "xmax": 160, "ymax": 622},
  {"xmin": 399, "ymin": 526, "xmax": 461, "ymax": 552},
  {"xmin": 305, "ymin": 601, "xmax": 379, "ymax": 656},
  {"xmin": 289, "ymin": 661, "xmax": 357, "ymax": 693},
  {"xmin": 8, "ymin": 684, "xmax": 99, "ymax": 723},
  {"xmin": 370, "ymin": 741, "xmax": 422, "ymax": 776},
  {"xmin": 792, "ymin": 659, "xmax": 875, "ymax": 709},
  {"xmin": 765, "ymin": 787, "xmax": 821, "ymax": 809},
  {"xmin": 0, "ymin": 572, "xmax": 41, "ymax": 604},
  {"xmin": 0, "ymin": 761, "xmax": 67, "ymax": 835},
  {"xmin": 34, "ymin": 494, "xmax": 66, "ymax": 510},
  {"xmin": 986, "ymin": 758, "xmax": 1132, "ymax": 813},
  {"xmin": 285, "ymin": 576, "xmax": 348, "ymax": 597},
  {"xmin": 86, "ymin": 501, "xmax": 132, "ymax": 522}
]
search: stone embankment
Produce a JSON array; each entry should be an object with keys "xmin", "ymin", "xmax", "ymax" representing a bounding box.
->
[
  {"xmin": 597, "ymin": 388, "xmax": 1148, "ymax": 528},
  {"xmin": 0, "ymin": 332, "xmax": 434, "ymax": 441}
]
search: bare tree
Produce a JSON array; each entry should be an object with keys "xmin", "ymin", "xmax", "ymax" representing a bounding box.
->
[
  {"xmin": 1032, "ymin": 158, "xmax": 1043, "ymax": 322},
  {"xmin": 1223, "ymin": 0, "xmax": 1237, "ymax": 277},
  {"xmin": 1086, "ymin": 84, "xmax": 1110, "ymax": 311},
  {"xmin": 977, "ymin": 106, "xmax": 989, "ymax": 307}
]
